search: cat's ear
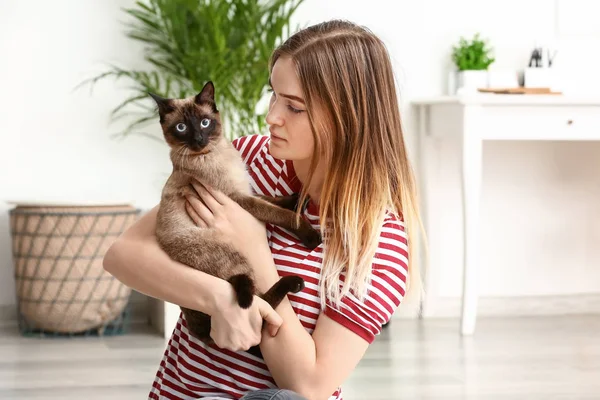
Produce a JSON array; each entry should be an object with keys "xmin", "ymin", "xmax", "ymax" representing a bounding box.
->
[
  {"xmin": 195, "ymin": 81, "xmax": 215, "ymax": 105},
  {"xmin": 148, "ymin": 92, "xmax": 174, "ymax": 116}
]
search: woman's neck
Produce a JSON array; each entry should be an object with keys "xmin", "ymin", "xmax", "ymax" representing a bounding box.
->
[{"xmin": 292, "ymin": 158, "xmax": 324, "ymax": 204}]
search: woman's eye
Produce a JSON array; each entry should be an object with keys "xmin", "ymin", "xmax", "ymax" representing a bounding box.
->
[
  {"xmin": 287, "ymin": 105, "xmax": 304, "ymax": 114},
  {"xmin": 176, "ymin": 123, "xmax": 186, "ymax": 132},
  {"xmin": 200, "ymin": 118, "xmax": 211, "ymax": 128}
]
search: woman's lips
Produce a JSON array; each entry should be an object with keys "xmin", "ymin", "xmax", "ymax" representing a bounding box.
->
[{"xmin": 269, "ymin": 129, "xmax": 286, "ymax": 141}]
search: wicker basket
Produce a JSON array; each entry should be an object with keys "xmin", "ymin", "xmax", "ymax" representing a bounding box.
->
[{"xmin": 9, "ymin": 203, "xmax": 140, "ymax": 336}]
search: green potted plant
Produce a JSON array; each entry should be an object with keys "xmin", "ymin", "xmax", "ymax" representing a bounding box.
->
[
  {"xmin": 79, "ymin": 0, "xmax": 304, "ymax": 141},
  {"xmin": 451, "ymin": 33, "xmax": 495, "ymax": 93}
]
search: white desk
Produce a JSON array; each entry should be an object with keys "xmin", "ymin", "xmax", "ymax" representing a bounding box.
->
[{"xmin": 412, "ymin": 94, "xmax": 600, "ymax": 335}]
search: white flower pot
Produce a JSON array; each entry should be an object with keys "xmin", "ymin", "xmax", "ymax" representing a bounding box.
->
[{"xmin": 457, "ymin": 70, "xmax": 488, "ymax": 93}]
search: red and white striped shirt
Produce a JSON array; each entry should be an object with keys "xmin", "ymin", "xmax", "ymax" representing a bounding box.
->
[{"xmin": 149, "ymin": 134, "xmax": 409, "ymax": 400}]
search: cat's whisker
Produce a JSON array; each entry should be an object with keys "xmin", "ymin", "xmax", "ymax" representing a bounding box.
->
[
  {"xmin": 213, "ymin": 142, "xmax": 223, "ymax": 157},
  {"xmin": 180, "ymin": 149, "xmax": 186, "ymax": 171},
  {"xmin": 174, "ymin": 146, "xmax": 184, "ymax": 171},
  {"xmin": 179, "ymin": 146, "xmax": 188, "ymax": 170},
  {"xmin": 184, "ymin": 148, "xmax": 190, "ymax": 170}
]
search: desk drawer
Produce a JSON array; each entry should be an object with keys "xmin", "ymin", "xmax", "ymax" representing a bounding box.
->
[{"xmin": 478, "ymin": 106, "xmax": 600, "ymax": 140}]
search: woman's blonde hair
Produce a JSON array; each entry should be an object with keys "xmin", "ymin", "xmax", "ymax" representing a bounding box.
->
[{"xmin": 270, "ymin": 20, "xmax": 424, "ymax": 308}]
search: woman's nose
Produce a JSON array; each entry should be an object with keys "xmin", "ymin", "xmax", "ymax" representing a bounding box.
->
[{"xmin": 266, "ymin": 105, "xmax": 283, "ymax": 126}]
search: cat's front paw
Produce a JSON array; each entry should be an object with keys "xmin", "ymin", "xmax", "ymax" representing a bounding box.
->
[
  {"xmin": 259, "ymin": 193, "xmax": 301, "ymax": 211},
  {"xmin": 276, "ymin": 193, "xmax": 300, "ymax": 211},
  {"xmin": 297, "ymin": 221, "xmax": 322, "ymax": 250}
]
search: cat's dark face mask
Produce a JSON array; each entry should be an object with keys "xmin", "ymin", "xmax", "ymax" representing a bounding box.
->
[{"xmin": 149, "ymin": 81, "xmax": 221, "ymax": 154}]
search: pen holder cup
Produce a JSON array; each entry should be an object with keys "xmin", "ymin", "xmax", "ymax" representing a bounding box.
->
[{"xmin": 524, "ymin": 67, "xmax": 554, "ymax": 89}]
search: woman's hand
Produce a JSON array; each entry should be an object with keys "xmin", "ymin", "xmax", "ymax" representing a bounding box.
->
[
  {"xmin": 211, "ymin": 281, "xmax": 283, "ymax": 350},
  {"xmin": 184, "ymin": 179, "xmax": 281, "ymax": 295},
  {"xmin": 184, "ymin": 180, "xmax": 268, "ymax": 262}
]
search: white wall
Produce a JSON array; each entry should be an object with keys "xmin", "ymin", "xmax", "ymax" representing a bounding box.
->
[
  {"xmin": 2, "ymin": 0, "xmax": 600, "ymax": 317},
  {"xmin": 0, "ymin": 0, "xmax": 171, "ymax": 314}
]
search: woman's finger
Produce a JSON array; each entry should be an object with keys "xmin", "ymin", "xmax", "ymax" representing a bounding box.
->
[
  {"xmin": 191, "ymin": 181, "xmax": 223, "ymax": 213},
  {"xmin": 257, "ymin": 298, "xmax": 283, "ymax": 337},
  {"xmin": 202, "ymin": 183, "xmax": 230, "ymax": 205},
  {"xmin": 185, "ymin": 201, "xmax": 207, "ymax": 228},
  {"xmin": 186, "ymin": 195, "xmax": 214, "ymax": 226}
]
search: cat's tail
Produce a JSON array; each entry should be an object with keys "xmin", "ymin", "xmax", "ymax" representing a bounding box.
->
[
  {"xmin": 228, "ymin": 273, "xmax": 305, "ymax": 310},
  {"xmin": 244, "ymin": 275, "xmax": 304, "ymax": 360},
  {"xmin": 261, "ymin": 275, "xmax": 305, "ymax": 309}
]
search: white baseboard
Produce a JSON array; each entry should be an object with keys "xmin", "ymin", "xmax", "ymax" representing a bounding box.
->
[
  {"xmin": 393, "ymin": 293, "xmax": 600, "ymax": 319},
  {"xmin": 148, "ymin": 296, "xmax": 165, "ymax": 337},
  {"xmin": 4, "ymin": 292, "xmax": 598, "ymax": 326}
]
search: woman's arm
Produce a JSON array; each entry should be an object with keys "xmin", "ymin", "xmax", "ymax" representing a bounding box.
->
[
  {"xmin": 205, "ymin": 222, "xmax": 365, "ymax": 399},
  {"xmin": 257, "ymin": 216, "xmax": 409, "ymax": 400},
  {"xmin": 103, "ymin": 205, "xmax": 283, "ymax": 350},
  {"xmin": 103, "ymin": 206, "xmax": 225, "ymax": 313},
  {"xmin": 257, "ymin": 263, "xmax": 370, "ymax": 400},
  {"xmin": 186, "ymin": 183, "xmax": 389, "ymax": 400}
]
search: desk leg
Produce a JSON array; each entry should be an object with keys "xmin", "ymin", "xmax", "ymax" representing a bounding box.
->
[
  {"xmin": 416, "ymin": 105, "xmax": 429, "ymax": 318},
  {"xmin": 461, "ymin": 134, "xmax": 482, "ymax": 335}
]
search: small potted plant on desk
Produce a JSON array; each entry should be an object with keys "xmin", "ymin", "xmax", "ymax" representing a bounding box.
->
[{"xmin": 451, "ymin": 33, "xmax": 495, "ymax": 94}]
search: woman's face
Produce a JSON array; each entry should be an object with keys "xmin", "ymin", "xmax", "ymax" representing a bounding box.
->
[{"xmin": 266, "ymin": 56, "xmax": 314, "ymax": 162}]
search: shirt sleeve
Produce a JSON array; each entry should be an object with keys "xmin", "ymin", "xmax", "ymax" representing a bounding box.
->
[
  {"xmin": 323, "ymin": 218, "xmax": 409, "ymax": 343},
  {"xmin": 231, "ymin": 134, "xmax": 269, "ymax": 166}
]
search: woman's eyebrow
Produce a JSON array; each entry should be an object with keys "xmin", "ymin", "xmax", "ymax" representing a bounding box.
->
[{"xmin": 269, "ymin": 77, "xmax": 305, "ymax": 104}]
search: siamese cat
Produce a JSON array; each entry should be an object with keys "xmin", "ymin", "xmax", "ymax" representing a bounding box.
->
[{"xmin": 151, "ymin": 81, "xmax": 321, "ymax": 357}]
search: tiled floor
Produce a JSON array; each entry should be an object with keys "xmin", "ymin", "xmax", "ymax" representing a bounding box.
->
[{"xmin": 0, "ymin": 315, "xmax": 598, "ymax": 399}]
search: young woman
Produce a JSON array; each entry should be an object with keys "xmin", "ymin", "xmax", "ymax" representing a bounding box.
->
[{"xmin": 103, "ymin": 19, "xmax": 421, "ymax": 400}]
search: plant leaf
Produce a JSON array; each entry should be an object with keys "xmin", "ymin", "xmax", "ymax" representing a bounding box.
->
[{"xmin": 79, "ymin": 0, "xmax": 306, "ymax": 140}]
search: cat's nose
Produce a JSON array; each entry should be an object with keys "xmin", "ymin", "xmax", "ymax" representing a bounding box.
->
[{"xmin": 194, "ymin": 135, "xmax": 207, "ymax": 146}]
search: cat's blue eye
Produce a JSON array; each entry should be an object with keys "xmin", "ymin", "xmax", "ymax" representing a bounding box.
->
[
  {"xmin": 200, "ymin": 118, "xmax": 210, "ymax": 128},
  {"xmin": 176, "ymin": 123, "xmax": 187, "ymax": 132}
]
